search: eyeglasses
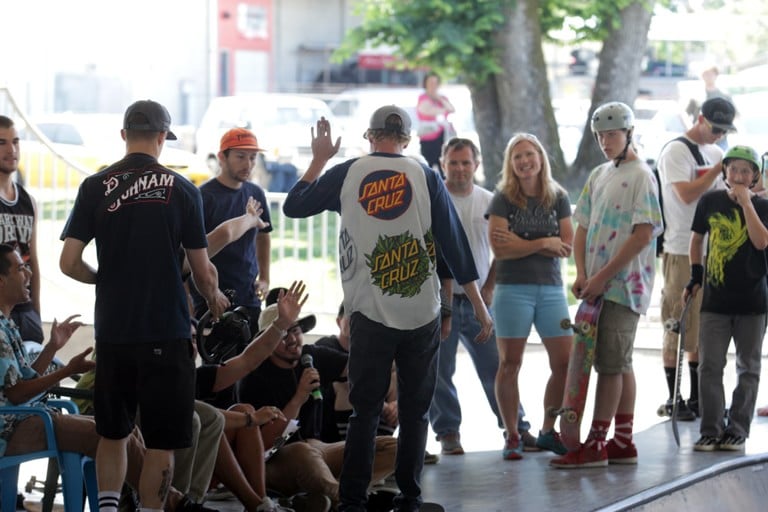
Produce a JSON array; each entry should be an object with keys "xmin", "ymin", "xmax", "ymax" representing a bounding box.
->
[
  {"xmin": 16, "ymin": 263, "xmax": 31, "ymax": 273},
  {"xmin": 703, "ymin": 118, "xmax": 726, "ymax": 136}
]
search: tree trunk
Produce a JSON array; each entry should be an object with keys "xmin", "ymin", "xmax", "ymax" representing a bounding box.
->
[
  {"xmin": 469, "ymin": 0, "xmax": 565, "ymax": 190},
  {"xmin": 567, "ymin": 1, "xmax": 656, "ymax": 190}
]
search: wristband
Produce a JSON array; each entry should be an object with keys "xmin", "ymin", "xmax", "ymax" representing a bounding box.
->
[
  {"xmin": 440, "ymin": 303, "xmax": 453, "ymax": 318},
  {"xmin": 685, "ymin": 263, "xmax": 704, "ymax": 293},
  {"xmin": 269, "ymin": 322, "xmax": 288, "ymax": 338},
  {"xmin": 244, "ymin": 412, "xmax": 253, "ymax": 428}
]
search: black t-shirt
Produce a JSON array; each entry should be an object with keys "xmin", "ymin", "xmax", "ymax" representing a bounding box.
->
[
  {"xmin": 237, "ymin": 344, "xmax": 347, "ymax": 442},
  {"xmin": 191, "ymin": 179, "xmax": 272, "ymax": 313},
  {"xmin": 61, "ymin": 153, "xmax": 208, "ymax": 342},
  {"xmin": 314, "ymin": 335, "xmax": 347, "ymax": 442},
  {"xmin": 692, "ymin": 190, "xmax": 768, "ymax": 315}
]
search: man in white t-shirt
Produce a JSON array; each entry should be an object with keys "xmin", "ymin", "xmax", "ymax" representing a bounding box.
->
[
  {"xmin": 657, "ymin": 97, "xmax": 735, "ymax": 419},
  {"xmin": 429, "ymin": 138, "xmax": 536, "ymax": 455}
]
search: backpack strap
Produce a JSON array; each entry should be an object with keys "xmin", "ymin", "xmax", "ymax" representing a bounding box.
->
[{"xmin": 672, "ymin": 136, "xmax": 706, "ymax": 167}]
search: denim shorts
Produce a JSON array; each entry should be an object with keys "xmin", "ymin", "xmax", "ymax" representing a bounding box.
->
[{"xmin": 492, "ymin": 283, "xmax": 571, "ymax": 339}]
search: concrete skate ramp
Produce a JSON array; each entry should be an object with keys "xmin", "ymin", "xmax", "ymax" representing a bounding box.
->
[{"xmin": 605, "ymin": 454, "xmax": 768, "ymax": 511}]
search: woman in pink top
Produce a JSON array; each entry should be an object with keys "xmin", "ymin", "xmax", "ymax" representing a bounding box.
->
[{"xmin": 417, "ymin": 72, "xmax": 455, "ymax": 176}]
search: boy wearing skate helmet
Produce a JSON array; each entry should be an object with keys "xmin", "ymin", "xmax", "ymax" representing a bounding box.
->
[
  {"xmin": 551, "ymin": 102, "xmax": 663, "ymax": 468},
  {"xmin": 685, "ymin": 145, "xmax": 768, "ymax": 452}
]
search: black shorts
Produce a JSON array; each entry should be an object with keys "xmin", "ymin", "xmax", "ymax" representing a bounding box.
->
[{"xmin": 94, "ymin": 339, "xmax": 196, "ymax": 450}]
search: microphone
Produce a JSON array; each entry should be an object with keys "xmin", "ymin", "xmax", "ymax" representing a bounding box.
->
[{"xmin": 300, "ymin": 353, "xmax": 323, "ymax": 400}]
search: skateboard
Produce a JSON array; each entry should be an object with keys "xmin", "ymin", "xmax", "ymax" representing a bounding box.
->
[
  {"xmin": 551, "ymin": 297, "xmax": 603, "ymax": 451},
  {"xmin": 659, "ymin": 297, "xmax": 693, "ymax": 446}
]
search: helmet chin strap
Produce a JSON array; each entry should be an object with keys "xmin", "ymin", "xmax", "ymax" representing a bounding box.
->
[{"xmin": 613, "ymin": 130, "xmax": 633, "ymax": 168}]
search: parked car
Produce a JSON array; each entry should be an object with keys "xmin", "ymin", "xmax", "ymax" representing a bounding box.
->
[
  {"xmin": 642, "ymin": 59, "xmax": 688, "ymax": 77},
  {"xmin": 196, "ymin": 93, "xmax": 350, "ymax": 177},
  {"xmin": 18, "ymin": 113, "xmax": 211, "ymax": 188},
  {"xmin": 568, "ymin": 48, "xmax": 598, "ymax": 76}
]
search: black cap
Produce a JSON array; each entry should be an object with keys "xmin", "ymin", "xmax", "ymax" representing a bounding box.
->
[
  {"xmin": 123, "ymin": 100, "xmax": 178, "ymax": 140},
  {"xmin": 701, "ymin": 97, "xmax": 736, "ymax": 132}
]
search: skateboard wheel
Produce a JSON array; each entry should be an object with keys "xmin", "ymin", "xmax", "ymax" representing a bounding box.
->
[
  {"xmin": 563, "ymin": 410, "xmax": 578, "ymax": 423},
  {"xmin": 577, "ymin": 321, "xmax": 590, "ymax": 335},
  {"xmin": 657, "ymin": 405, "xmax": 669, "ymax": 417},
  {"xmin": 546, "ymin": 406, "xmax": 559, "ymax": 418},
  {"xmin": 664, "ymin": 319, "xmax": 680, "ymax": 333},
  {"xmin": 560, "ymin": 318, "xmax": 572, "ymax": 330}
]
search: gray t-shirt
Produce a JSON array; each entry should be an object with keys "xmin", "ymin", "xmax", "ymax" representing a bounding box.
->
[{"xmin": 486, "ymin": 191, "xmax": 571, "ymax": 285}]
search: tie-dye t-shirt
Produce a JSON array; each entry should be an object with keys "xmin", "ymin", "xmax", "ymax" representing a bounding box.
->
[{"xmin": 573, "ymin": 158, "xmax": 663, "ymax": 314}]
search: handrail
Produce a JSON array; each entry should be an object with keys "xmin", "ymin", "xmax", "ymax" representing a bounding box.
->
[
  {"xmin": 602, "ymin": 452, "xmax": 768, "ymax": 511},
  {"xmin": 1, "ymin": 87, "xmax": 92, "ymax": 177}
]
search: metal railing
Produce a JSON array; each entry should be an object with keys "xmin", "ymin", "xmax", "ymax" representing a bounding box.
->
[{"xmin": 1, "ymin": 87, "xmax": 343, "ymax": 332}]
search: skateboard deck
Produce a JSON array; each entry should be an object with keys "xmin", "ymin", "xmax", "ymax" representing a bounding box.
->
[
  {"xmin": 663, "ymin": 297, "xmax": 693, "ymax": 446},
  {"xmin": 554, "ymin": 297, "xmax": 603, "ymax": 450}
]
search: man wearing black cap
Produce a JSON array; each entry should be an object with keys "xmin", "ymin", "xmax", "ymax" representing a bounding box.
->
[
  {"xmin": 656, "ymin": 96, "xmax": 736, "ymax": 422},
  {"xmin": 282, "ymin": 107, "xmax": 493, "ymax": 511},
  {"xmin": 60, "ymin": 99, "xmax": 229, "ymax": 512},
  {"xmin": 237, "ymin": 298, "xmax": 369, "ymax": 511}
]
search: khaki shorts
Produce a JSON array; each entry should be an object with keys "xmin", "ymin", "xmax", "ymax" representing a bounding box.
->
[
  {"xmin": 661, "ymin": 253, "xmax": 701, "ymax": 357},
  {"xmin": 594, "ymin": 300, "xmax": 639, "ymax": 374}
]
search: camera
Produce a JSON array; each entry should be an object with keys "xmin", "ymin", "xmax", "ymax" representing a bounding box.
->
[{"xmin": 197, "ymin": 305, "xmax": 252, "ymax": 364}]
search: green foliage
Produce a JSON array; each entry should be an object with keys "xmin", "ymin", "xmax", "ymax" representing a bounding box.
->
[
  {"xmin": 544, "ymin": 0, "xmax": 654, "ymax": 43},
  {"xmin": 338, "ymin": 0, "xmax": 513, "ymax": 83},
  {"xmin": 341, "ymin": 0, "xmax": 656, "ymax": 82}
]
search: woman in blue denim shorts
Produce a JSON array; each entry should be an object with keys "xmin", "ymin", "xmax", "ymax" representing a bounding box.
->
[{"xmin": 486, "ymin": 133, "xmax": 573, "ymax": 460}]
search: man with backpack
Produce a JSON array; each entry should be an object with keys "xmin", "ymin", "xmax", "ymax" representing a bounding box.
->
[{"xmin": 656, "ymin": 97, "xmax": 736, "ymax": 420}]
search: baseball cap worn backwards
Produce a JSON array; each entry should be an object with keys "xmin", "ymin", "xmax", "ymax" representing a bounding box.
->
[
  {"xmin": 123, "ymin": 100, "xmax": 177, "ymax": 140},
  {"xmin": 701, "ymin": 97, "xmax": 736, "ymax": 132},
  {"xmin": 220, "ymin": 127, "xmax": 265, "ymax": 152},
  {"xmin": 368, "ymin": 105, "xmax": 412, "ymax": 137},
  {"xmin": 257, "ymin": 303, "xmax": 316, "ymax": 335}
]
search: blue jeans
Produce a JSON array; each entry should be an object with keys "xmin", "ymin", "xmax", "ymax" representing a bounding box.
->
[
  {"xmin": 339, "ymin": 313, "xmax": 439, "ymax": 512},
  {"xmin": 429, "ymin": 294, "xmax": 530, "ymax": 437}
]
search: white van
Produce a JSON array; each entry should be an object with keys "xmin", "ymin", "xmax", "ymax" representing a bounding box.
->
[{"xmin": 196, "ymin": 93, "xmax": 347, "ymax": 173}]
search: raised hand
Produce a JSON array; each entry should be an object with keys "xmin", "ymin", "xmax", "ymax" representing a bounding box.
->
[
  {"xmin": 275, "ymin": 280, "xmax": 309, "ymax": 327},
  {"xmin": 311, "ymin": 116, "xmax": 341, "ymax": 161},
  {"xmin": 48, "ymin": 314, "xmax": 84, "ymax": 351}
]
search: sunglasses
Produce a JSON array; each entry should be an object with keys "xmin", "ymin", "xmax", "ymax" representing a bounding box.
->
[{"xmin": 703, "ymin": 118, "xmax": 726, "ymax": 136}]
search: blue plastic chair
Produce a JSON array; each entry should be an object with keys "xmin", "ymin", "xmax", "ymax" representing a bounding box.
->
[{"xmin": 0, "ymin": 400, "xmax": 89, "ymax": 512}]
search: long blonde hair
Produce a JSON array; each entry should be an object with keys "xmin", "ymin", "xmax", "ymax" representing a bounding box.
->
[{"xmin": 498, "ymin": 133, "xmax": 564, "ymax": 209}]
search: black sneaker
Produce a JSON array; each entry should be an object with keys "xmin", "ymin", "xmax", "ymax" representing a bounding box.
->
[
  {"xmin": 279, "ymin": 493, "xmax": 331, "ymax": 512},
  {"xmin": 687, "ymin": 399, "xmax": 700, "ymax": 417},
  {"xmin": 674, "ymin": 400, "xmax": 696, "ymax": 421},
  {"xmin": 176, "ymin": 496, "xmax": 220, "ymax": 512},
  {"xmin": 718, "ymin": 433, "xmax": 745, "ymax": 451},
  {"xmin": 367, "ymin": 488, "xmax": 397, "ymax": 512},
  {"xmin": 693, "ymin": 435, "xmax": 719, "ymax": 452}
]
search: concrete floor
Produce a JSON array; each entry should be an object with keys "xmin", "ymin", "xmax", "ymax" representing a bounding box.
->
[{"xmin": 18, "ymin": 331, "xmax": 768, "ymax": 511}]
